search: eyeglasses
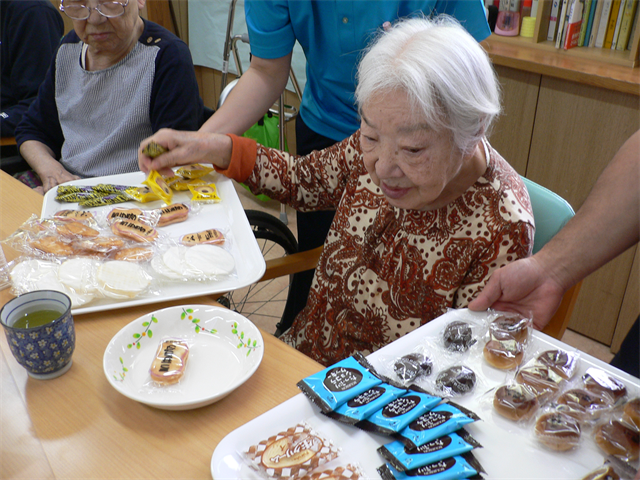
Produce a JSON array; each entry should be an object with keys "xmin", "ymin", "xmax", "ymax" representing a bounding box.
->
[{"xmin": 59, "ymin": 0, "xmax": 129, "ymax": 20}]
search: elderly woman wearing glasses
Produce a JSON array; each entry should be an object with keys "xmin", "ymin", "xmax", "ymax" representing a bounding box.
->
[
  {"xmin": 15, "ymin": 0, "xmax": 204, "ymax": 193},
  {"xmin": 140, "ymin": 16, "xmax": 535, "ymax": 367}
]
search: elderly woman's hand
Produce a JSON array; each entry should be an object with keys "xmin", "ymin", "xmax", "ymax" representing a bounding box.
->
[{"xmin": 138, "ymin": 129, "xmax": 233, "ymax": 177}]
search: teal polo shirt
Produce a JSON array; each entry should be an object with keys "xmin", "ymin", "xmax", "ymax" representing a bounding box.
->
[{"xmin": 245, "ymin": 0, "xmax": 490, "ymax": 142}]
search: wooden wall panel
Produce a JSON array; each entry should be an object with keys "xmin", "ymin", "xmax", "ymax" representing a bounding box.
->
[
  {"xmin": 527, "ymin": 76, "xmax": 640, "ymax": 344},
  {"xmin": 489, "ymin": 66, "xmax": 541, "ymax": 176}
]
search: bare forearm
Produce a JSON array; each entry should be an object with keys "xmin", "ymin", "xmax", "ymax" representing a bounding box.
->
[
  {"xmin": 535, "ymin": 130, "xmax": 640, "ymax": 290},
  {"xmin": 201, "ymin": 54, "xmax": 292, "ymax": 135}
]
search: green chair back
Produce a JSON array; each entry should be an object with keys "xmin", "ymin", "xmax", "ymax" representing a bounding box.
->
[{"xmin": 521, "ymin": 176, "xmax": 575, "ymax": 254}]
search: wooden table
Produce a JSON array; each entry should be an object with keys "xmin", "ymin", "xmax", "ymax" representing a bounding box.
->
[{"xmin": 0, "ymin": 171, "xmax": 323, "ymax": 479}]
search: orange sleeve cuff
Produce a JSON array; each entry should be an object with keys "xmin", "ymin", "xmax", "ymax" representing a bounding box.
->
[{"xmin": 213, "ymin": 134, "xmax": 257, "ymax": 182}]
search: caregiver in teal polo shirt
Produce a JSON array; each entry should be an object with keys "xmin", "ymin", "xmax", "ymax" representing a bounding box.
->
[{"xmin": 245, "ymin": 0, "xmax": 491, "ymax": 142}]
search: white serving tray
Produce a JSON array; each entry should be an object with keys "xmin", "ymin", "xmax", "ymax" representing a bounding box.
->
[
  {"xmin": 41, "ymin": 172, "xmax": 265, "ymax": 315},
  {"xmin": 211, "ymin": 309, "xmax": 640, "ymax": 479}
]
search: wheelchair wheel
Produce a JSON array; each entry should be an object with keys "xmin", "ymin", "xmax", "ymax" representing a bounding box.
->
[{"xmin": 218, "ymin": 210, "xmax": 298, "ymax": 335}]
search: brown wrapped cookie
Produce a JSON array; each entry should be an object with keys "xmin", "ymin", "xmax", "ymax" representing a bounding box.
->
[{"xmin": 246, "ymin": 423, "xmax": 340, "ymax": 479}]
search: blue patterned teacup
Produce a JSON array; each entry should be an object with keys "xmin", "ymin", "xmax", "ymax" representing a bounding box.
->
[{"xmin": 1, "ymin": 290, "xmax": 75, "ymax": 379}]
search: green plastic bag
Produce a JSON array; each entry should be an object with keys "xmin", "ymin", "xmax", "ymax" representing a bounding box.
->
[{"xmin": 241, "ymin": 112, "xmax": 287, "ymax": 201}]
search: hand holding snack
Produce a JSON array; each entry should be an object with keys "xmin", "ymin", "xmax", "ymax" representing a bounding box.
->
[{"xmin": 138, "ymin": 128, "xmax": 233, "ymax": 177}]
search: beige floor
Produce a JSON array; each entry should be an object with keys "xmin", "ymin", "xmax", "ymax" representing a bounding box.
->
[{"xmin": 234, "ymin": 181, "xmax": 616, "ymax": 364}]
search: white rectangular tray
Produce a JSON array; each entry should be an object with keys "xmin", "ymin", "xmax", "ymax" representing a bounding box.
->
[
  {"xmin": 41, "ymin": 171, "xmax": 266, "ymax": 316},
  {"xmin": 210, "ymin": 309, "xmax": 640, "ymax": 479}
]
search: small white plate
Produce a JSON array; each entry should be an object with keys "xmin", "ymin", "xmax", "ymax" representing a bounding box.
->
[{"xmin": 103, "ymin": 305, "xmax": 263, "ymax": 410}]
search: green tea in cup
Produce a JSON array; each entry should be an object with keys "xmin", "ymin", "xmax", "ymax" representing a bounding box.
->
[{"xmin": 12, "ymin": 309, "xmax": 63, "ymax": 329}]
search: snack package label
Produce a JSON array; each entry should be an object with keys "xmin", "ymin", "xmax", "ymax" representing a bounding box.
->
[
  {"xmin": 325, "ymin": 383, "xmax": 406, "ymax": 424},
  {"xmin": 379, "ymin": 430, "xmax": 479, "ymax": 472},
  {"xmin": 377, "ymin": 453, "xmax": 479, "ymax": 480},
  {"xmin": 395, "ymin": 403, "xmax": 479, "ymax": 448},
  {"xmin": 297, "ymin": 354, "xmax": 382, "ymax": 413},
  {"xmin": 356, "ymin": 391, "xmax": 441, "ymax": 436}
]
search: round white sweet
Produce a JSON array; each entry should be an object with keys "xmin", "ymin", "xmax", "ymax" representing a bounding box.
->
[
  {"xmin": 161, "ymin": 246, "xmax": 199, "ymax": 279},
  {"xmin": 150, "ymin": 255, "xmax": 183, "ymax": 280},
  {"xmin": 10, "ymin": 259, "xmax": 94, "ymax": 306},
  {"xmin": 58, "ymin": 257, "xmax": 99, "ymax": 293},
  {"xmin": 97, "ymin": 261, "xmax": 151, "ymax": 298},
  {"xmin": 184, "ymin": 244, "xmax": 235, "ymax": 276}
]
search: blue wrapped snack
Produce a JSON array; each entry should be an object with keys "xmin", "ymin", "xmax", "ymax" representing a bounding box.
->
[
  {"xmin": 394, "ymin": 402, "xmax": 480, "ymax": 449},
  {"xmin": 324, "ymin": 382, "xmax": 407, "ymax": 425},
  {"xmin": 356, "ymin": 387, "xmax": 442, "ymax": 436},
  {"xmin": 297, "ymin": 353, "xmax": 382, "ymax": 413},
  {"xmin": 378, "ymin": 429, "xmax": 481, "ymax": 471},
  {"xmin": 377, "ymin": 452, "xmax": 484, "ymax": 480}
]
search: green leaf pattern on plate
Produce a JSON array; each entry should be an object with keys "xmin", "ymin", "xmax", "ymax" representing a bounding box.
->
[
  {"xmin": 114, "ymin": 309, "xmax": 260, "ymax": 381},
  {"xmin": 231, "ymin": 321, "xmax": 260, "ymax": 356}
]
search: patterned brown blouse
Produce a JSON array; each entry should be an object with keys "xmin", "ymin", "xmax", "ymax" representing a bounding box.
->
[{"xmin": 222, "ymin": 133, "xmax": 534, "ymax": 366}]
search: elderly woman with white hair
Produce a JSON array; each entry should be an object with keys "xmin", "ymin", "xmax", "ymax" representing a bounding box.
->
[{"xmin": 139, "ymin": 15, "xmax": 534, "ymax": 367}]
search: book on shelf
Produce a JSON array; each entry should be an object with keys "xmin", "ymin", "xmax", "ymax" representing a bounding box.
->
[
  {"xmin": 584, "ymin": 0, "xmax": 600, "ymax": 44},
  {"xmin": 548, "ymin": 0, "xmax": 563, "ymax": 40},
  {"xmin": 603, "ymin": 0, "xmax": 623, "ymax": 48},
  {"xmin": 578, "ymin": 0, "xmax": 594, "ymax": 45},
  {"xmin": 610, "ymin": 0, "xmax": 627, "ymax": 47},
  {"xmin": 556, "ymin": 0, "xmax": 571, "ymax": 47},
  {"xmin": 628, "ymin": 8, "xmax": 639, "ymax": 48},
  {"xmin": 588, "ymin": 0, "xmax": 606, "ymax": 44},
  {"xmin": 594, "ymin": 0, "xmax": 614, "ymax": 47},
  {"xmin": 616, "ymin": 0, "xmax": 638, "ymax": 49},
  {"xmin": 565, "ymin": 0, "xmax": 586, "ymax": 48}
]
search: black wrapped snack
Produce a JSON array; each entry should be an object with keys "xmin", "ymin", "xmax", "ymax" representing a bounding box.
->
[{"xmin": 443, "ymin": 321, "xmax": 475, "ymax": 353}]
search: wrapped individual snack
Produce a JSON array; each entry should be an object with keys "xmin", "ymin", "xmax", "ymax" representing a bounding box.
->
[
  {"xmin": 155, "ymin": 203, "xmax": 190, "ymax": 227},
  {"xmin": 533, "ymin": 410, "xmax": 582, "ymax": 452},
  {"xmin": 75, "ymin": 236, "xmax": 125, "ymax": 256},
  {"xmin": 356, "ymin": 388, "xmax": 441, "ymax": 436},
  {"xmin": 582, "ymin": 368, "xmax": 628, "ymax": 403},
  {"xmin": 323, "ymin": 382, "xmax": 406, "ymax": 425},
  {"xmin": 53, "ymin": 209, "xmax": 96, "ymax": 224},
  {"xmin": 622, "ymin": 397, "xmax": 640, "ymax": 430},
  {"xmin": 244, "ymin": 422, "xmax": 340, "ymax": 479},
  {"xmin": 176, "ymin": 163, "xmax": 214, "ymax": 179},
  {"xmin": 141, "ymin": 141, "xmax": 167, "ymax": 158},
  {"xmin": 482, "ymin": 334, "xmax": 524, "ymax": 370},
  {"xmin": 180, "ymin": 228, "xmax": 225, "ymax": 246},
  {"xmin": 555, "ymin": 388, "xmax": 614, "ymax": 422},
  {"xmin": 435, "ymin": 366, "xmax": 476, "ymax": 397},
  {"xmin": 79, "ymin": 192, "xmax": 130, "ymax": 207},
  {"xmin": 580, "ymin": 455, "xmax": 639, "ymax": 480},
  {"xmin": 378, "ymin": 429, "xmax": 481, "ymax": 472},
  {"xmin": 442, "ymin": 321, "xmax": 476, "ymax": 353},
  {"xmin": 377, "ymin": 452, "xmax": 484, "ymax": 480},
  {"xmin": 149, "ymin": 338, "xmax": 190, "ymax": 385},
  {"xmin": 297, "ymin": 353, "xmax": 382, "ymax": 414},
  {"xmin": 493, "ymin": 383, "xmax": 540, "ymax": 422},
  {"xmin": 489, "ymin": 312, "xmax": 531, "ymax": 343},
  {"xmin": 123, "ymin": 186, "xmax": 162, "ymax": 203},
  {"xmin": 166, "ymin": 176, "xmax": 207, "ymax": 191},
  {"xmin": 188, "ymin": 183, "xmax": 221, "ymax": 204},
  {"xmin": 55, "ymin": 220, "xmax": 100, "ymax": 239},
  {"xmin": 392, "ymin": 353, "xmax": 434, "ymax": 386},
  {"xmin": 142, "ymin": 170, "xmax": 173, "ymax": 204},
  {"xmin": 515, "ymin": 364, "xmax": 564, "ymax": 403},
  {"xmin": 110, "ymin": 218, "xmax": 159, "ymax": 243},
  {"xmin": 594, "ymin": 415, "xmax": 639, "ymax": 461},
  {"xmin": 394, "ymin": 402, "xmax": 480, "ymax": 449},
  {"xmin": 536, "ymin": 349, "xmax": 580, "ymax": 380},
  {"xmin": 96, "ymin": 260, "xmax": 151, "ymax": 298}
]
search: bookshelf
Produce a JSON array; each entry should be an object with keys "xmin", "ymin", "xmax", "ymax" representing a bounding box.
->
[{"xmin": 488, "ymin": 0, "xmax": 640, "ymax": 67}]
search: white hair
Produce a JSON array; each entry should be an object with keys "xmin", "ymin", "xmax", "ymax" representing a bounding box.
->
[{"xmin": 355, "ymin": 15, "xmax": 501, "ymax": 156}]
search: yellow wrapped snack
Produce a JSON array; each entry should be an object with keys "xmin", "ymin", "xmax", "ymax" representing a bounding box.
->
[
  {"xmin": 142, "ymin": 170, "xmax": 173, "ymax": 204},
  {"xmin": 176, "ymin": 163, "xmax": 214, "ymax": 179},
  {"xmin": 124, "ymin": 186, "xmax": 161, "ymax": 203},
  {"xmin": 141, "ymin": 141, "xmax": 167, "ymax": 159},
  {"xmin": 166, "ymin": 176, "xmax": 207, "ymax": 192},
  {"xmin": 188, "ymin": 183, "xmax": 221, "ymax": 204}
]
